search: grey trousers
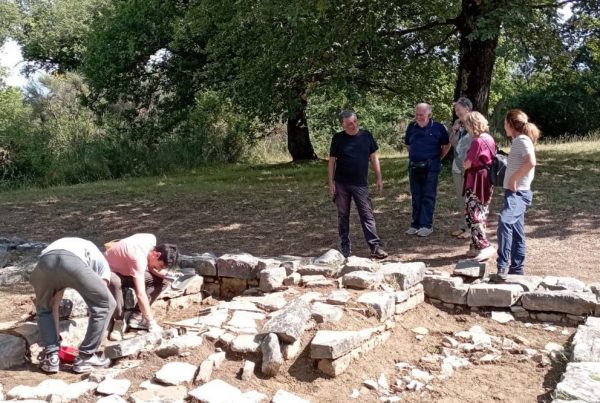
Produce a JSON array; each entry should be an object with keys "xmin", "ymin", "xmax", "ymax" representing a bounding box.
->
[
  {"xmin": 30, "ymin": 251, "xmax": 116, "ymax": 356},
  {"xmin": 452, "ymin": 171, "xmax": 467, "ymax": 230}
]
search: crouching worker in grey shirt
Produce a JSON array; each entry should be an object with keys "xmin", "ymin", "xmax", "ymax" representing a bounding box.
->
[{"xmin": 30, "ymin": 237, "xmax": 116, "ymax": 374}]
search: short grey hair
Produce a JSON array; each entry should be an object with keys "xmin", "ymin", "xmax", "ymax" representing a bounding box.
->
[
  {"xmin": 415, "ymin": 103, "xmax": 432, "ymax": 116},
  {"xmin": 338, "ymin": 110, "xmax": 357, "ymax": 124},
  {"xmin": 453, "ymin": 97, "xmax": 473, "ymax": 111}
]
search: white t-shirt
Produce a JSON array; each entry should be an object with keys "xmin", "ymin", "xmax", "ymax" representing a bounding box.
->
[
  {"xmin": 504, "ymin": 134, "xmax": 535, "ymax": 191},
  {"xmin": 41, "ymin": 237, "xmax": 111, "ymax": 282}
]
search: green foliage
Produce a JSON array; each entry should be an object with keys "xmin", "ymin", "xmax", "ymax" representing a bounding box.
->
[
  {"xmin": 493, "ymin": 71, "xmax": 600, "ymax": 138},
  {"xmin": 0, "ymin": 0, "xmax": 21, "ymax": 42},
  {"xmin": 16, "ymin": 0, "xmax": 112, "ymax": 72},
  {"xmin": 0, "ymin": 84, "xmax": 34, "ymax": 181}
]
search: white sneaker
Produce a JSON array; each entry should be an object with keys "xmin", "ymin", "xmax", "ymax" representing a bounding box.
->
[
  {"xmin": 405, "ymin": 227, "xmax": 419, "ymax": 235},
  {"xmin": 417, "ymin": 227, "xmax": 433, "ymax": 237},
  {"xmin": 73, "ymin": 354, "xmax": 110, "ymax": 373}
]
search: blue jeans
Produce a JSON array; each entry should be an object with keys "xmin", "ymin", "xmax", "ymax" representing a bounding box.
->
[
  {"xmin": 496, "ymin": 190, "xmax": 533, "ymax": 274},
  {"xmin": 408, "ymin": 168, "xmax": 440, "ymax": 229},
  {"xmin": 334, "ymin": 182, "xmax": 382, "ymax": 252}
]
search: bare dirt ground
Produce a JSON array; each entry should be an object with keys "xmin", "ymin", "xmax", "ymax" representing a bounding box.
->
[{"xmin": 0, "ymin": 154, "xmax": 597, "ymax": 402}]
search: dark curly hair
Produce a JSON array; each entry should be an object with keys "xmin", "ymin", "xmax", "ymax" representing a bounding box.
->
[{"xmin": 155, "ymin": 243, "xmax": 179, "ymax": 267}]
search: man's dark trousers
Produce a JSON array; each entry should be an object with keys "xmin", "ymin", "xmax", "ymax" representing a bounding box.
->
[
  {"xmin": 409, "ymin": 168, "xmax": 439, "ymax": 229},
  {"xmin": 335, "ymin": 181, "xmax": 382, "ymax": 252}
]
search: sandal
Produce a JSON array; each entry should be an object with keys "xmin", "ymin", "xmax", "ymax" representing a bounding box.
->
[{"xmin": 457, "ymin": 231, "xmax": 470, "ymax": 239}]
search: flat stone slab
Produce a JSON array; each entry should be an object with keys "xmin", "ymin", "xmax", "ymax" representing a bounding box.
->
[
  {"xmin": 311, "ymin": 330, "xmax": 365, "ymax": 359},
  {"xmin": 379, "ymin": 262, "xmax": 425, "ymax": 290},
  {"xmin": 554, "ymin": 362, "xmax": 600, "ymax": 402},
  {"xmin": 178, "ymin": 253, "xmax": 217, "ymax": 276},
  {"xmin": 325, "ymin": 289, "xmax": 351, "ymax": 305},
  {"xmin": 97, "ymin": 378, "xmax": 131, "ymax": 396},
  {"xmin": 7, "ymin": 379, "xmax": 97, "ymax": 401},
  {"xmin": 105, "ymin": 331, "xmax": 162, "ymax": 359},
  {"xmin": 301, "ymin": 274, "xmax": 334, "ymax": 287},
  {"xmin": 217, "ymin": 253, "xmax": 260, "ymax": 279},
  {"xmin": 356, "ymin": 292, "xmax": 396, "ymax": 321},
  {"xmin": 572, "ymin": 317, "xmax": 600, "ymax": 362},
  {"xmin": 247, "ymin": 293, "xmax": 287, "ymax": 312},
  {"xmin": 540, "ymin": 276, "xmax": 586, "ymax": 292},
  {"xmin": 521, "ymin": 291, "xmax": 598, "ymax": 316},
  {"xmin": 130, "ymin": 385, "xmax": 188, "ymax": 403},
  {"xmin": 453, "ymin": 260, "xmax": 485, "ymax": 278},
  {"xmin": 259, "ymin": 266, "xmax": 286, "ymax": 293},
  {"xmin": 154, "ymin": 362, "xmax": 197, "ymax": 386},
  {"xmin": 0, "ymin": 333, "xmax": 26, "ymax": 369},
  {"xmin": 491, "ymin": 311, "xmax": 514, "ymax": 324},
  {"xmin": 97, "ymin": 395, "xmax": 127, "ymax": 403},
  {"xmin": 297, "ymin": 264, "xmax": 339, "ymax": 278},
  {"xmin": 189, "ymin": 379, "xmax": 246, "ymax": 403},
  {"xmin": 422, "ymin": 275, "xmax": 468, "ymax": 305},
  {"xmin": 226, "ymin": 311, "xmax": 264, "ymax": 334},
  {"xmin": 313, "ymin": 249, "xmax": 345, "ymax": 267},
  {"xmin": 342, "ymin": 270, "xmax": 381, "ymax": 289},
  {"xmin": 260, "ymin": 298, "xmax": 311, "ymax": 343},
  {"xmin": 340, "ymin": 256, "xmax": 379, "ymax": 276},
  {"xmin": 155, "ymin": 334, "xmax": 204, "ymax": 358},
  {"xmin": 499, "ymin": 275, "xmax": 543, "ymax": 292},
  {"xmin": 311, "ymin": 302, "xmax": 344, "ymax": 323},
  {"xmin": 230, "ymin": 334, "xmax": 262, "ymax": 353},
  {"xmin": 467, "ymin": 283, "xmax": 523, "ymax": 307}
]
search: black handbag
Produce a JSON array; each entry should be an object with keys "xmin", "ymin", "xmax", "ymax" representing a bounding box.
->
[{"xmin": 410, "ymin": 160, "xmax": 430, "ymax": 173}]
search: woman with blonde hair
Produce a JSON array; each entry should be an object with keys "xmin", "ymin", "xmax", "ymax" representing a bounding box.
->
[
  {"xmin": 449, "ymin": 97, "xmax": 473, "ymax": 238},
  {"xmin": 462, "ymin": 111, "xmax": 496, "ymax": 261},
  {"xmin": 496, "ymin": 109, "xmax": 539, "ymax": 279}
]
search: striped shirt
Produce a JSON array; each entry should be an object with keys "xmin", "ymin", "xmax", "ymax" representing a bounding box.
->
[{"xmin": 504, "ymin": 134, "xmax": 535, "ymax": 190}]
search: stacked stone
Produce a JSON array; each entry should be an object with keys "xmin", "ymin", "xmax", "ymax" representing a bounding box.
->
[
  {"xmin": 552, "ymin": 316, "xmax": 600, "ymax": 402},
  {"xmin": 423, "ymin": 264, "xmax": 600, "ymax": 325}
]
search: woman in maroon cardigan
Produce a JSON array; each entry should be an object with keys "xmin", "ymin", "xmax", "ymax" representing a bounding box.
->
[{"xmin": 462, "ymin": 111, "xmax": 496, "ymax": 261}]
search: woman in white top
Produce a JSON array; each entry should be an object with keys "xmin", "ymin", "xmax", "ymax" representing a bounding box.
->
[
  {"xmin": 496, "ymin": 109, "xmax": 540, "ymax": 279},
  {"xmin": 449, "ymin": 97, "xmax": 473, "ymax": 238}
]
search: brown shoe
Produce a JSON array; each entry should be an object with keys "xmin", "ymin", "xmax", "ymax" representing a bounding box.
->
[{"xmin": 371, "ymin": 246, "xmax": 388, "ymax": 259}]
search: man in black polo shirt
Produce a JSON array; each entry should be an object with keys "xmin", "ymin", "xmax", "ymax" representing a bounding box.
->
[
  {"xmin": 404, "ymin": 103, "xmax": 451, "ymax": 237},
  {"xmin": 328, "ymin": 110, "xmax": 388, "ymax": 259}
]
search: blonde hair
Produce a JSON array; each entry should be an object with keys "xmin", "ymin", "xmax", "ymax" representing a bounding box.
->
[
  {"xmin": 505, "ymin": 109, "xmax": 541, "ymax": 144},
  {"xmin": 463, "ymin": 111, "xmax": 489, "ymax": 137}
]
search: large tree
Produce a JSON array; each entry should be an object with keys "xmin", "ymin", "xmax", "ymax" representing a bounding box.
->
[{"xmin": 17, "ymin": 0, "xmax": 598, "ymax": 160}]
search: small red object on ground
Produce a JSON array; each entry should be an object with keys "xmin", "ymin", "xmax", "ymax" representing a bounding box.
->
[{"xmin": 58, "ymin": 346, "xmax": 79, "ymax": 363}]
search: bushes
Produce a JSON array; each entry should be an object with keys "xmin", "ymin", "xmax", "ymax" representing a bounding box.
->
[{"xmin": 491, "ymin": 73, "xmax": 600, "ymax": 139}]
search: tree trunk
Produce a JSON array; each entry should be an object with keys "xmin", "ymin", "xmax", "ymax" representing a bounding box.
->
[
  {"xmin": 453, "ymin": 0, "xmax": 500, "ymax": 115},
  {"xmin": 286, "ymin": 98, "xmax": 318, "ymax": 161}
]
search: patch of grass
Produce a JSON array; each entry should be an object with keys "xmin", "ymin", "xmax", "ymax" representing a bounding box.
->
[{"xmin": 1, "ymin": 139, "xmax": 598, "ymax": 217}]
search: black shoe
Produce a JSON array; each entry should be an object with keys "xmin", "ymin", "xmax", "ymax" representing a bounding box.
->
[
  {"xmin": 371, "ymin": 246, "xmax": 388, "ymax": 259},
  {"xmin": 341, "ymin": 245, "xmax": 351, "ymax": 258}
]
